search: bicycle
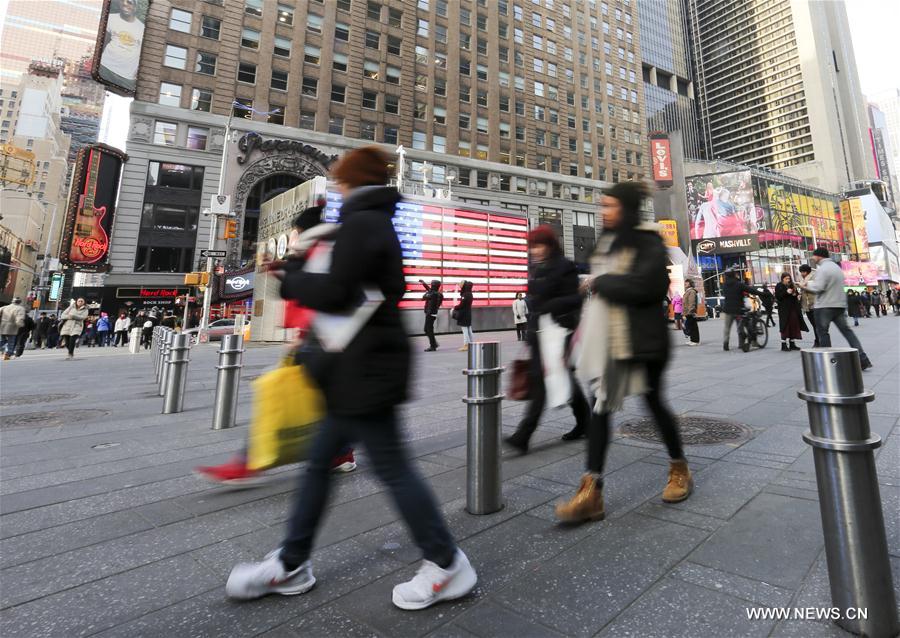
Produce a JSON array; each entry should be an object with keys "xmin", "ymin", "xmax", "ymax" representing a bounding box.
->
[{"xmin": 737, "ymin": 296, "xmax": 768, "ymax": 352}]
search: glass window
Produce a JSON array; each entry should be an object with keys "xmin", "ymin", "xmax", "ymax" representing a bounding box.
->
[
  {"xmin": 191, "ymin": 88, "xmax": 212, "ymax": 112},
  {"xmin": 367, "ymin": 1, "xmax": 381, "ymax": 20},
  {"xmin": 384, "ymin": 126, "xmax": 398, "ymax": 144},
  {"xmin": 417, "ymin": 19, "xmax": 429, "ymax": 37},
  {"xmin": 477, "ymin": 64, "xmax": 488, "ymax": 81},
  {"xmin": 158, "ymin": 82, "xmax": 182, "ymax": 107},
  {"xmin": 435, "ymin": 24, "xmax": 447, "ymax": 43},
  {"xmin": 499, "ymin": 122, "xmax": 510, "ymax": 138},
  {"xmin": 329, "ymin": 116, "xmax": 344, "ymax": 135},
  {"xmin": 477, "ymin": 170, "xmax": 488, "ymax": 187},
  {"xmin": 534, "ymin": 81, "xmax": 544, "ymax": 96},
  {"xmin": 301, "ymin": 77, "xmax": 317, "ymax": 97},
  {"xmin": 364, "ymin": 60, "xmax": 380, "ymax": 79},
  {"xmin": 459, "ymin": 113, "xmax": 470, "ymax": 129},
  {"xmin": 271, "ymin": 69, "xmax": 288, "ymax": 90},
  {"xmin": 335, "ymin": 22, "xmax": 350, "ymax": 40},
  {"xmin": 433, "ymin": 135, "xmax": 446, "ymax": 153},
  {"xmin": 241, "ymin": 27, "xmax": 260, "ymax": 49},
  {"xmin": 385, "ymin": 94, "xmax": 399, "ymax": 113},
  {"xmin": 299, "ymin": 110, "xmax": 316, "ymax": 130},
  {"xmin": 201, "ymin": 16, "xmax": 220, "ymax": 39},
  {"xmin": 477, "ymin": 117, "xmax": 489, "ymax": 134},
  {"xmin": 362, "ymin": 91, "xmax": 377, "ymax": 109},
  {"xmin": 516, "ymin": 125, "xmax": 525, "ymax": 141},
  {"xmin": 460, "ymin": 85, "xmax": 470, "ymax": 101},
  {"xmin": 169, "ymin": 8, "xmax": 192, "ymax": 33},
  {"xmin": 196, "ymin": 51, "xmax": 216, "ymax": 75},
  {"xmin": 304, "ymin": 45, "xmax": 321, "ymax": 65},
  {"xmin": 277, "ymin": 4, "xmax": 294, "ymax": 24},
  {"xmin": 433, "ymin": 106, "xmax": 447, "ymax": 124},
  {"xmin": 389, "ymin": 8, "xmax": 402, "ymax": 27},
  {"xmin": 164, "ymin": 45, "xmax": 187, "ymax": 69},
  {"xmin": 386, "ymin": 66, "xmax": 401, "ymax": 84},
  {"xmin": 436, "ymin": 0, "xmax": 448, "ymax": 16},
  {"xmin": 238, "ymin": 62, "xmax": 257, "ymax": 84},
  {"xmin": 274, "ymin": 36, "xmax": 291, "ymax": 57},
  {"xmin": 268, "ymin": 109, "xmax": 284, "ymax": 126},
  {"xmin": 366, "ymin": 30, "xmax": 380, "ymax": 48},
  {"xmin": 361, "ymin": 121, "xmax": 376, "ymax": 141},
  {"xmin": 387, "ymin": 35, "xmax": 401, "ymax": 55},
  {"xmin": 333, "ymin": 52, "xmax": 348, "ymax": 71},
  {"xmin": 460, "ymin": 7, "xmax": 471, "ymax": 24},
  {"xmin": 153, "ymin": 121, "xmax": 177, "ymax": 146},
  {"xmin": 412, "ymin": 130, "xmax": 427, "ymax": 150},
  {"xmin": 245, "ymin": 0, "xmax": 263, "ymax": 17},
  {"xmin": 186, "ymin": 126, "xmax": 208, "ymax": 150},
  {"xmin": 336, "ymin": 0, "xmax": 351, "ymax": 10},
  {"xmin": 415, "ymin": 74, "xmax": 427, "ymax": 91},
  {"xmin": 331, "ymin": 85, "xmax": 346, "ymax": 102}
]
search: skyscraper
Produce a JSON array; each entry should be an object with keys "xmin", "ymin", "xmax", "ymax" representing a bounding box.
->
[
  {"xmin": 685, "ymin": 0, "xmax": 875, "ymax": 192},
  {"xmin": 870, "ymin": 89, "xmax": 900, "ymax": 197}
]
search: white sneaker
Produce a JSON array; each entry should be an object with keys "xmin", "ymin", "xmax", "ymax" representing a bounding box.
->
[
  {"xmin": 392, "ymin": 549, "xmax": 477, "ymax": 610},
  {"xmin": 225, "ymin": 549, "xmax": 316, "ymax": 600},
  {"xmin": 687, "ymin": 342, "xmax": 700, "ymax": 347},
  {"xmin": 331, "ymin": 461, "xmax": 357, "ymax": 473}
]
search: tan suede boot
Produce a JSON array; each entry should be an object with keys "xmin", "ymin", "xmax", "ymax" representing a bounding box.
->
[
  {"xmin": 662, "ymin": 459, "xmax": 693, "ymax": 503},
  {"xmin": 555, "ymin": 473, "xmax": 605, "ymax": 523}
]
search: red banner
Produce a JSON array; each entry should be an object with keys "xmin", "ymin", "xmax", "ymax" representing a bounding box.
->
[{"xmin": 650, "ymin": 134, "xmax": 673, "ymax": 186}]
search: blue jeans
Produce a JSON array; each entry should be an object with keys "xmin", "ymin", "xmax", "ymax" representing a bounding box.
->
[
  {"xmin": 280, "ymin": 408, "xmax": 455, "ymax": 567},
  {"xmin": 1, "ymin": 334, "xmax": 18, "ymax": 356},
  {"xmin": 814, "ymin": 308, "xmax": 869, "ymax": 363}
]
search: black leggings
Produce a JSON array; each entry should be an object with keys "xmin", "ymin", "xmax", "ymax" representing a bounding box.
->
[
  {"xmin": 66, "ymin": 335, "xmax": 78, "ymax": 356},
  {"xmin": 587, "ymin": 360, "xmax": 683, "ymax": 474}
]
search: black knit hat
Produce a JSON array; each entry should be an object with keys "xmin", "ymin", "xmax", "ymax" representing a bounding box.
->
[
  {"xmin": 602, "ymin": 182, "xmax": 649, "ymax": 229},
  {"xmin": 293, "ymin": 205, "xmax": 323, "ymax": 232},
  {"xmin": 813, "ymin": 247, "xmax": 830, "ymax": 258}
]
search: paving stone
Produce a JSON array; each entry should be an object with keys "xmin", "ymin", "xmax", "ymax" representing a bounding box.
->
[
  {"xmin": 666, "ymin": 460, "xmax": 780, "ymax": 520},
  {"xmin": 689, "ymin": 493, "xmax": 824, "ymax": 589},
  {"xmin": 634, "ymin": 502, "xmax": 724, "ymax": 533},
  {"xmin": 671, "ymin": 561, "xmax": 794, "ymax": 608},
  {"xmin": 454, "ymin": 601, "xmax": 566, "ymax": 637},
  {"xmin": 268, "ymin": 604, "xmax": 382, "ymax": 638},
  {"xmin": 492, "ymin": 513, "xmax": 707, "ymax": 637},
  {"xmin": 596, "ymin": 577, "xmax": 777, "ymax": 638}
]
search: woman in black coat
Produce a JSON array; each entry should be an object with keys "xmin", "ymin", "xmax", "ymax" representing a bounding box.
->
[
  {"xmin": 505, "ymin": 225, "xmax": 590, "ymax": 453},
  {"xmin": 774, "ymin": 273, "xmax": 803, "ymax": 351},
  {"xmin": 556, "ymin": 182, "xmax": 691, "ymax": 524},
  {"xmin": 453, "ymin": 280, "xmax": 474, "ymax": 351},
  {"xmin": 227, "ymin": 147, "xmax": 477, "ymax": 609},
  {"xmin": 847, "ymin": 290, "xmax": 862, "ymax": 326}
]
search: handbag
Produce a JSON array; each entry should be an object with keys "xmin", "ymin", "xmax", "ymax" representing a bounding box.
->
[
  {"xmin": 451, "ymin": 307, "xmax": 459, "ymax": 320},
  {"xmin": 246, "ymin": 359, "xmax": 326, "ymax": 470},
  {"xmin": 506, "ymin": 358, "xmax": 531, "ymax": 401}
]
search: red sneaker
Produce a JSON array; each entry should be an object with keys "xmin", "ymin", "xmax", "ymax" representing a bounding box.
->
[
  {"xmin": 194, "ymin": 458, "xmax": 268, "ymax": 487},
  {"xmin": 330, "ymin": 450, "xmax": 357, "ymax": 473}
]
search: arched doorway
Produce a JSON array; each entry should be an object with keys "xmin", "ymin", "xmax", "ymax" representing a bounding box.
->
[{"xmin": 241, "ymin": 173, "xmax": 303, "ymax": 263}]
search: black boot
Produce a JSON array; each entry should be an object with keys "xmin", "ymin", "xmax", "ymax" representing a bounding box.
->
[
  {"xmin": 504, "ymin": 428, "xmax": 531, "ymax": 454},
  {"xmin": 561, "ymin": 423, "xmax": 586, "ymax": 441},
  {"xmin": 789, "ymin": 341, "xmax": 801, "ymax": 351},
  {"xmin": 723, "ymin": 343, "xmax": 730, "ymax": 351},
  {"xmin": 781, "ymin": 342, "xmax": 789, "ymax": 351}
]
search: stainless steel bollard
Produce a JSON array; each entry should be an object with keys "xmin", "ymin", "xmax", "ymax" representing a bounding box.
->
[
  {"xmin": 162, "ymin": 334, "xmax": 191, "ymax": 414},
  {"xmin": 798, "ymin": 348, "xmax": 899, "ymax": 638},
  {"xmin": 463, "ymin": 342, "xmax": 504, "ymax": 515},
  {"xmin": 151, "ymin": 327, "xmax": 159, "ymax": 368},
  {"xmin": 155, "ymin": 328, "xmax": 168, "ymax": 382},
  {"xmin": 158, "ymin": 331, "xmax": 174, "ymax": 396},
  {"xmin": 212, "ymin": 334, "xmax": 244, "ymax": 430}
]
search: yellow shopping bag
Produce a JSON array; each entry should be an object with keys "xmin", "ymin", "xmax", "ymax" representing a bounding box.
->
[{"xmin": 246, "ymin": 363, "xmax": 326, "ymax": 471}]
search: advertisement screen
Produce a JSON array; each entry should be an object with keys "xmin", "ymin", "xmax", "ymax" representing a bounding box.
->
[
  {"xmin": 686, "ymin": 171, "xmax": 758, "ymax": 240},
  {"xmin": 60, "ymin": 144, "xmax": 127, "ymax": 272},
  {"xmin": 841, "ymin": 261, "xmax": 881, "ymax": 286},
  {"xmin": 845, "ymin": 197, "xmax": 870, "ymax": 260},
  {"xmin": 658, "ymin": 220, "xmax": 678, "ymax": 248},
  {"xmin": 650, "ymin": 134, "xmax": 673, "ymax": 186},
  {"xmin": 92, "ymin": 0, "xmax": 151, "ymax": 96}
]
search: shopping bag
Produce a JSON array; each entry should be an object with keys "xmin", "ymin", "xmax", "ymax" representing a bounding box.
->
[
  {"xmin": 246, "ymin": 363, "xmax": 326, "ymax": 470},
  {"xmin": 538, "ymin": 314, "xmax": 572, "ymax": 408},
  {"xmin": 506, "ymin": 359, "xmax": 531, "ymax": 401}
]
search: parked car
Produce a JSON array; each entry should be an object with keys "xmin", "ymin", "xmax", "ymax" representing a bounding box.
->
[{"xmin": 184, "ymin": 318, "xmax": 250, "ymax": 343}]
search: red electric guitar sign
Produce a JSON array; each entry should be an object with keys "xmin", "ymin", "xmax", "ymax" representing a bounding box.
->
[{"xmin": 69, "ymin": 148, "xmax": 109, "ymax": 264}]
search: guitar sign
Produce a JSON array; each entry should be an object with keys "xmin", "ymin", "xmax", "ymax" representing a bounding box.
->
[{"xmin": 69, "ymin": 148, "xmax": 109, "ymax": 264}]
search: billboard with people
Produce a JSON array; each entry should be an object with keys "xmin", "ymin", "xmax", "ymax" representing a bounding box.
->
[
  {"xmin": 686, "ymin": 171, "xmax": 759, "ymax": 240},
  {"xmin": 92, "ymin": 0, "xmax": 151, "ymax": 96}
]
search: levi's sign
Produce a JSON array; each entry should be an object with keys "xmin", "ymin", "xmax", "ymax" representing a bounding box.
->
[{"xmin": 692, "ymin": 234, "xmax": 759, "ymax": 255}]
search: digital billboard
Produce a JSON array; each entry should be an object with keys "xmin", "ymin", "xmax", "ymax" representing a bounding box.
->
[
  {"xmin": 768, "ymin": 185, "xmax": 841, "ymax": 243},
  {"xmin": 92, "ymin": 0, "xmax": 151, "ymax": 97},
  {"xmin": 842, "ymin": 197, "xmax": 870, "ymax": 260},
  {"xmin": 686, "ymin": 171, "xmax": 759, "ymax": 240},
  {"xmin": 60, "ymin": 144, "xmax": 127, "ymax": 272}
]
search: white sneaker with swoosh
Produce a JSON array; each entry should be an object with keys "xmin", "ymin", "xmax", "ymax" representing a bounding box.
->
[
  {"xmin": 225, "ymin": 549, "xmax": 315, "ymax": 600},
  {"xmin": 392, "ymin": 549, "xmax": 477, "ymax": 610}
]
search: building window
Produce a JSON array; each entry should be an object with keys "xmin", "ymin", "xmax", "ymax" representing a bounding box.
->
[
  {"xmin": 274, "ymin": 36, "xmax": 291, "ymax": 57},
  {"xmin": 186, "ymin": 126, "xmax": 208, "ymax": 150},
  {"xmin": 364, "ymin": 60, "xmax": 379, "ymax": 79},
  {"xmin": 460, "ymin": 85, "xmax": 470, "ymax": 102},
  {"xmin": 277, "ymin": 4, "xmax": 294, "ymax": 24},
  {"xmin": 477, "ymin": 64, "xmax": 488, "ymax": 81},
  {"xmin": 331, "ymin": 85, "xmax": 346, "ymax": 102},
  {"xmin": 241, "ymin": 28, "xmax": 260, "ymax": 49},
  {"xmin": 308, "ymin": 14, "xmax": 324, "ymax": 34},
  {"xmin": 459, "ymin": 113, "xmax": 470, "ymax": 129},
  {"xmin": 366, "ymin": 30, "xmax": 380, "ymax": 49},
  {"xmin": 367, "ymin": 1, "xmax": 381, "ymax": 19},
  {"xmin": 415, "ymin": 102, "xmax": 427, "ymax": 120},
  {"xmin": 336, "ymin": 0, "xmax": 351, "ymax": 10},
  {"xmin": 433, "ymin": 135, "xmax": 446, "ymax": 153},
  {"xmin": 417, "ymin": 19, "xmax": 429, "ymax": 37},
  {"xmin": 499, "ymin": 122, "xmax": 510, "ymax": 139},
  {"xmin": 238, "ymin": 62, "xmax": 257, "ymax": 84},
  {"xmin": 245, "ymin": 0, "xmax": 263, "ymax": 16},
  {"xmin": 362, "ymin": 91, "xmax": 377, "ymax": 109},
  {"xmin": 415, "ymin": 74, "xmax": 427, "ymax": 91},
  {"xmin": 386, "ymin": 66, "xmax": 401, "ymax": 84},
  {"xmin": 435, "ymin": 25, "xmax": 447, "ymax": 43},
  {"xmin": 153, "ymin": 121, "xmax": 177, "ymax": 146},
  {"xmin": 387, "ymin": 35, "xmax": 401, "ymax": 55},
  {"xmin": 271, "ymin": 70, "xmax": 288, "ymax": 90},
  {"xmin": 384, "ymin": 126, "xmax": 398, "ymax": 144},
  {"xmin": 303, "ymin": 45, "xmax": 321, "ymax": 65},
  {"xmin": 267, "ymin": 109, "xmax": 284, "ymax": 125},
  {"xmin": 361, "ymin": 121, "xmax": 376, "ymax": 141},
  {"xmin": 333, "ymin": 52, "xmax": 348, "ymax": 71},
  {"xmin": 200, "ymin": 15, "xmax": 220, "ymax": 39},
  {"xmin": 169, "ymin": 8, "xmax": 192, "ymax": 33},
  {"xmin": 412, "ymin": 130, "xmax": 427, "ymax": 150},
  {"xmin": 476, "ymin": 171, "xmax": 488, "ymax": 188},
  {"xmin": 477, "ymin": 90, "xmax": 488, "ymax": 107},
  {"xmin": 191, "ymin": 88, "xmax": 212, "ymax": 112},
  {"xmin": 301, "ymin": 77, "xmax": 317, "ymax": 96},
  {"xmin": 299, "ymin": 110, "xmax": 316, "ymax": 130},
  {"xmin": 335, "ymin": 22, "xmax": 350, "ymax": 40},
  {"xmin": 389, "ymin": 7, "xmax": 402, "ymax": 27},
  {"xmin": 477, "ymin": 117, "xmax": 488, "ymax": 134},
  {"xmin": 158, "ymin": 82, "xmax": 182, "ymax": 107},
  {"xmin": 435, "ymin": 78, "xmax": 446, "ymax": 96},
  {"xmin": 436, "ymin": 0, "xmax": 448, "ymax": 16},
  {"xmin": 164, "ymin": 45, "xmax": 187, "ymax": 69},
  {"xmin": 196, "ymin": 52, "xmax": 216, "ymax": 75},
  {"xmin": 233, "ymin": 97, "xmax": 253, "ymax": 118},
  {"xmin": 329, "ymin": 116, "xmax": 344, "ymax": 135},
  {"xmin": 385, "ymin": 94, "xmax": 399, "ymax": 113}
]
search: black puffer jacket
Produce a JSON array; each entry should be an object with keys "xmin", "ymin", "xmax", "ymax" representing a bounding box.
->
[
  {"xmin": 591, "ymin": 229, "xmax": 670, "ymax": 361},
  {"xmin": 722, "ymin": 278, "xmax": 762, "ymax": 315},
  {"xmin": 527, "ymin": 253, "xmax": 582, "ymax": 331},
  {"xmin": 280, "ymin": 186, "xmax": 410, "ymax": 416}
]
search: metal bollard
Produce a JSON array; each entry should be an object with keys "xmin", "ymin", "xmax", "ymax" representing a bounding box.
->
[
  {"xmin": 129, "ymin": 327, "xmax": 141, "ymax": 354},
  {"xmin": 463, "ymin": 341, "xmax": 504, "ymax": 515},
  {"xmin": 162, "ymin": 334, "xmax": 191, "ymax": 414},
  {"xmin": 158, "ymin": 331, "xmax": 174, "ymax": 396},
  {"xmin": 798, "ymin": 348, "xmax": 899, "ymax": 638},
  {"xmin": 212, "ymin": 334, "xmax": 244, "ymax": 430},
  {"xmin": 151, "ymin": 327, "xmax": 159, "ymax": 367},
  {"xmin": 155, "ymin": 328, "xmax": 168, "ymax": 382}
]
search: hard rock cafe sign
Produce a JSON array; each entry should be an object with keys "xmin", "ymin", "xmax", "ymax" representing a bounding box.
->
[{"xmin": 235, "ymin": 132, "xmax": 338, "ymax": 167}]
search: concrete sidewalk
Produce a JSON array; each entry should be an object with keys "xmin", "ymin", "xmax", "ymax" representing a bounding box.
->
[{"xmin": 1, "ymin": 316, "xmax": 898, "ymax": 637}]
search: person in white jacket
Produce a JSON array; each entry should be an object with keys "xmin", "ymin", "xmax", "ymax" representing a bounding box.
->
[
  {"xmin": 512, "ymin": 292, "xmax": 528, "ymax": 341},
  {"xmin": 113, "ymin": 312, "xmax": 131, "ymax": 347}
]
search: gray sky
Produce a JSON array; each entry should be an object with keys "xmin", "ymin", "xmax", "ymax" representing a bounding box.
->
[{"xmin": 844, "ymin": 0, "xmax": 900, "ymax": 96}]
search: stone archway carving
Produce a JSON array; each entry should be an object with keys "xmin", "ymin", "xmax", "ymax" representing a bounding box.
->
[{"xmin": 227, "ymin": 153, "xmax": 329, "ymax": 268}]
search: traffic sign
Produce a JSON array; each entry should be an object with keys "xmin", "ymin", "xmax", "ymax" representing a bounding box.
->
[{"xmin": 200, "ymin": 249, "xmax": 227, "ymax": 258}]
